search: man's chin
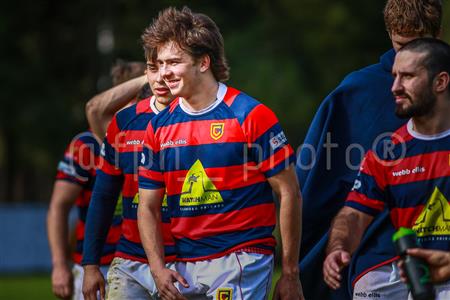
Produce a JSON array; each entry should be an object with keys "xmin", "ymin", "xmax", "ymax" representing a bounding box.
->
[{"xmin": 395, "ymin": 107, "xmax": 412, "ymax": 119}]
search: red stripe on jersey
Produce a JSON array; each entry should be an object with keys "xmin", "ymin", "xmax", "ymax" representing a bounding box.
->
[
  {"xmin": 346, "ymin": 191, "xmax": 385, "ymax": 212},
  {"xmin": 139, "ymin": 166, "xmax": 164, "ymax": 183},
  {"xmin": 74, "ymin": 252, "xmax": 114, "ymax": 265},
  {"xmin": 392, "ymin": 125, "xmax": 413, "ymax": 145},
  {"xmin": 122, "ymin": 174, "xmax": 138, "ymax": 197},
  {"xmin": 69, "ymin": 139, "xmax": 98, "ymax": 172},
  {"xmin": 390, "ymin": 205, "xmax": 424, "ymax": 229},
  {"xmin": 75, "ymin": 190, "xmax": 92, "ymax": 207},
  {"xmin": 169, "ymin": 97, "xmax": 180, "ymax": 113},
  {"xmin": 154, "ymin": 119, "xmax": 246, "ymax": 150},
  {"xmin": 387, "ymin": 151, "xmax": 450, "ymax": 186},
  {"xmin": 106, "ymin": 117, "xmax": 121, "ymax": 146},
  {"xmin": 223, "ymin": 87, "xmax": 240, "ymax": 107},
  {"xmin": 241, "ymin": 104, "xmax": 279, "ymax": 143},
  {"xmin": 171, "ymin": 203, "xmax": 276, "ymax": 240},
  {"xmin": 136, "ymin": 98, "xmax": 151, "ymax": 114},
  {"xmin": 122, "ymin": 219, "xmax": 141, "ymax": 243},
  {"xmin": 259, "ymin": 144, "xmax": 294, "ymax": 173},
  {"xmin": 122, "ymin": 218, "xmax": 174, "ymax": 245},
  {"xmin": 176, "ymin": 237, "xmax": 276, "ymax": 262},
  {"xmin": 165, "ymin": 164, "xmax": 265, "ymax": 195},
  {"xmin": 99, "ymin": 156, "xmax": 121, "ymax": 176},
  {"xmin": 75, "ymin": 221, "xmax": 85, "ymax": 240},
  {"xmin": 116, "ymin": 130, "xmax": 145, "ymax": 153},
  {"xmin": 362, "ymin": 151, "xmax": 387, "ymax": 190}
]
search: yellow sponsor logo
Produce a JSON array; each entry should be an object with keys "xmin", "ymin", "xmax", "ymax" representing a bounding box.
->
[
  {"xmin": 210, "ymin": 122, "xmax": 225, "ymax": 140},
  {"xmin": 114, "ymin": 194, "xmax": 123, "ymax": 216},
  {"xmin": 180, "ymin": 159, "xmax": 223, "ymax": 206},
  {"xmin": 413, "ymin": 187, "xmax": 450, "ymax": 236},
  {"xmin": 217, "ymin": 288, "xmax": 233, "ymax": 300},
  {"xmin": 132, "ymin": 192, "xmax": 168, "ymax": 207}
]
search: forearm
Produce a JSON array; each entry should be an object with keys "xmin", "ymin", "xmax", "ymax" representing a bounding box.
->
[
  {"xmin": 279, "ymin": 190, "xmax": 302, "ymax": 275},
  {"xmin": 86, "ymin": 75, "xmax": 147, "ymax": 140},
  {"xmin": 82, "ymin": 173, "xmax": 122, "ymax": 265},
  {"xmin": 47, "ymin": 200, "xmax": 72, "ymax": 267},
  {"xmin": 326, "ymin": 207, "xmax": 372, "ymax": 255},
  {"xmin": 137, "ymin": 197, "xmax": 165, "ymax": 270}
]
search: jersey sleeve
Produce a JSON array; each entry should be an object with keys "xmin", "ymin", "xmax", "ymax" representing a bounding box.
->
[
  {"xmin": 55, "ymin": 133, "xmax": 98, "ymax": 187},
  {"xmin": 241, "ymin": 104, "xmax": 295, "ymax": 177},
  {"xmin": 99, "ymin": 115, "xmax": 123, "ymax": 176},
  {"xmin": 345, "ymin": 150, "xmax": 387, "ymax": 216},
  {"xmin": 138, "ymin": 122, "xmax": 165, "ymax": 189}
]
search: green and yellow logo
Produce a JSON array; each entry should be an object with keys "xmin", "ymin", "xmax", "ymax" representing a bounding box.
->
[
  {"xmin": 132, "ymin": 192, "xmax": 167, "ymax": 207},
  {"xmin": 114, "ymin": 194, "xmax": 123, "ymax": 216},
  {"xmin": 180, "ymin": 159, "xmax": 223, "ymax": 206},
  {"xmin": 413, "ymin": 187, "xmax": 450, "ymax": 236}
]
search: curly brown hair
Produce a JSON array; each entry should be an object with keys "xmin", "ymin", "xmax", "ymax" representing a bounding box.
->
[
  {"xmin": 384, "ymin": 0, "xmax": 442, "ymax": 37},
  {"xmin": 141, "ymin": 6, "xmax": 230, "ymax": 82}
]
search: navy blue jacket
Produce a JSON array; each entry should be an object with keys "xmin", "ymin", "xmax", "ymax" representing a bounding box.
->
[{"xmin": 297, "ymin": 49, "xmax": 405, "ymax": 299}]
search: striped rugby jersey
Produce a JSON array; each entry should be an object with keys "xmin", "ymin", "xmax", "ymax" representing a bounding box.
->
[
  {"xmin": 56, "ymin": 131, "xmax": 122, "ymax": 265},
  {"xmin": 98, "ymin": 96, "xmax": 175, "ymax": 262},
  {"xmin": 346, "ymin": 120, "xmax": 450, "ymax": 250},
  {"xmin": 139, "ymin": 83, "xmax": 295, "ymax": 261}
]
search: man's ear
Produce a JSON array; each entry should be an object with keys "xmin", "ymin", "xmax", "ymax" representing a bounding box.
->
[
  {"xmin": 434, "ymin": 71, "xmax": 450, "ymax": 93},
  {"xmin": 199, "ymin": 54, "xmax": 211, "ymax": 73}
]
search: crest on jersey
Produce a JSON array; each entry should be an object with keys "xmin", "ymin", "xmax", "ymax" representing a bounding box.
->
[
  {"xmin": 180, "ymin": 159, "xmax": 223, "ymax": 206},
  {"xmin": 217, "ymin": 288, "xmax": 233, "ymax": 300},
  {"xmin": 210, "ymin": 122, "xmax": 224, "ymax": 140},
  {"xmin": 413, "ymin": 187, "xmax": 450, "ymax": 237}
]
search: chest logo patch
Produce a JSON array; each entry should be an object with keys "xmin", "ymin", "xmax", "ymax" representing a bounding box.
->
[
  {"xmin": 217, "ymin": 288, "xmax": 232, "ymax": 300},
  {"xmin": 210, "ymin": 122, "xmax": 225, "ymax": 140},
  {"xmin": 413, "ymin": 187, "xmax": 450, "ymax": 236},
  {"xmin": 180, "ymin": 159, "xmax": 223, "ymax": 206}
]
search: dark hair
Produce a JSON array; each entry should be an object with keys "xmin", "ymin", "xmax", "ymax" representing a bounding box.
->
[
  {"xmin": 110, "ymin": 59, "xmax": 146, "ymax": 86},
  {"xmin": 399, "ymin": 38, "xmax": 450, "ymax": 84},
  {"xmin": 142, "ymin": 6, "xmax": 230, "ymax": 82},
  {"xmin": 384, "ymin": 0, "xmax": 442, "ymax": 37}
]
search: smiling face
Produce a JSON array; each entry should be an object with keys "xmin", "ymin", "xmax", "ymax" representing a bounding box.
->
[
  {"xmin": 391, "ymin": 50, "xmax": 437, "ymax": 118},
  {"xmin": 146, "ymin": 60, "xmax": 174, "ymax": 107},
  {"xmin": 156, "ymin": 41, "xmax": 202, "ymax": 99}
]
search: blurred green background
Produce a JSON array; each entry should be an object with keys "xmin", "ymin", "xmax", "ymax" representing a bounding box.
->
[
  {"xmin": 4, "ymin": 0, "xmax": 450, "ymax": 203},
  {"xmin": 1, "ymin": 0, "xmax": 450, "ymax": 298}
]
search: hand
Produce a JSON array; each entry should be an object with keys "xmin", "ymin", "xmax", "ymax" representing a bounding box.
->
[
  {"xmin": 272, "ymin": 273, "xmax": 304, "ymax": 300},
  {"xmin": 152, "ymin": 267, "xmax": 189, "ymax": 300},
  {"xmin": 51, "ymin": 263, "xmax": 73, "ymax": 299},
  {"xmin": 323, "ymin": 249, "xmax": 351, "ymax": 289},
  {"xmin": 398, "ymin": 248, "xmax": 450, "ymax": 284},
  {"xmin": 82, "ymin": 265, "xmax": 106, "ymax": 300}
]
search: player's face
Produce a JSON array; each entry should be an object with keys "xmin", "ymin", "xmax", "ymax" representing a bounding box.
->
[
  {"xmin": 391, "ymin": 50, "xmax": 436, "ymax": 119},
  {"xmin": 146, "ymin": 61, "xmax": 174, "ymax": 107},
  {"xmin": 156, "ymin": 41, "xmax": 200, "ymax": 98}
]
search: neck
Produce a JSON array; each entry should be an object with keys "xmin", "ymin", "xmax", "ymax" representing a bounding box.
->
[
  {"xmin": 412, "ymin": 97, "xmax": 450, "ymax": 135},
  {"xmin": 182, "ymin": 76, "xmax": 219, "ymax": 112},
  {"xmin": 154, "ymin": 100, "xmax": 167, "ymax": 112}
]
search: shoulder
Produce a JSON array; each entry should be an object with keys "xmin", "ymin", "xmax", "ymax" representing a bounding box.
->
[
  {"xmin": 115, "ymin": 97, "xmax": 154, "ymax": 130},
  {"xmin": 224, "ymin": 87, "xmax": 275, "ymax": 125}
]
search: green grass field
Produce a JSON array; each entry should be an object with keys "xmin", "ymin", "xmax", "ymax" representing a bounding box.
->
[{"xmin": 0, "ymin": 269, "xmax": 281, "ymax": 299}]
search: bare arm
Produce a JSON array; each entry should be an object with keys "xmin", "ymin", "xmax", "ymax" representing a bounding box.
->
[
  {"xmin": 268, "ymin": 165, "xmax": 304, "ymax": 300},
  {"xmin": 86, "ymin": 75, "xmax": 147, "ymax": 140},
  {"xmin": 323, "ymin": 206, "xmax": 373, "ymax": 289},
  {"xmin": 138, "ymin": 188, "xmax": 187, "ymax": 300},
  {"xmin": 47, "ymin": 180, "xmax": 82, "ymax": 299}
]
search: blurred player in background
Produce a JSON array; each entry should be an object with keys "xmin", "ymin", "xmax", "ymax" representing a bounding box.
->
[
  {"xmin": 47, "ymin": 60, "xmax": 146, "ymax": 299},
  {"xmin": 138, "ymin": 6, "xmax": 303, "ymax": 299},
  {"xmin": 81, "ymin": 54, "xmax": 175, "ymax": 299},
  {"xmin": 297, "ymin": 0, "xmax": 442, "ymax": 299}
]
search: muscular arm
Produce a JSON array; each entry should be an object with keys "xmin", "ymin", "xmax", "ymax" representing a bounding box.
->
[
  {"xmin": 86, "ymin": 75, "xmax": 147, "ymax": 140},
  {"xmin": 268, "ymin": 165, "xmax": 304, "ymax": 300},
  {"xmin": 323, "ymin": 206, "xmax": 373, "ymax": 289},
  {"xmin": 47, "ymin": 180, "xmax": 82, "ymax": 299}
]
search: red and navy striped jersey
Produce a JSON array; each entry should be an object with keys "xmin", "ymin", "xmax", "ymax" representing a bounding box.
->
[
  {"xmin": 346, "ymin": 121, "xmax": 450, "ymax": 250},
  {"xmin": 139, "ymin": 83, "xmax": 295, "ymax": 261},
  {"xmin": 56, "ymin": 131, "xmax": 122, "ymax": 265},
  {"xmin": 99, "ymin": 96, "xmax": 175, "ymax": 262}
]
